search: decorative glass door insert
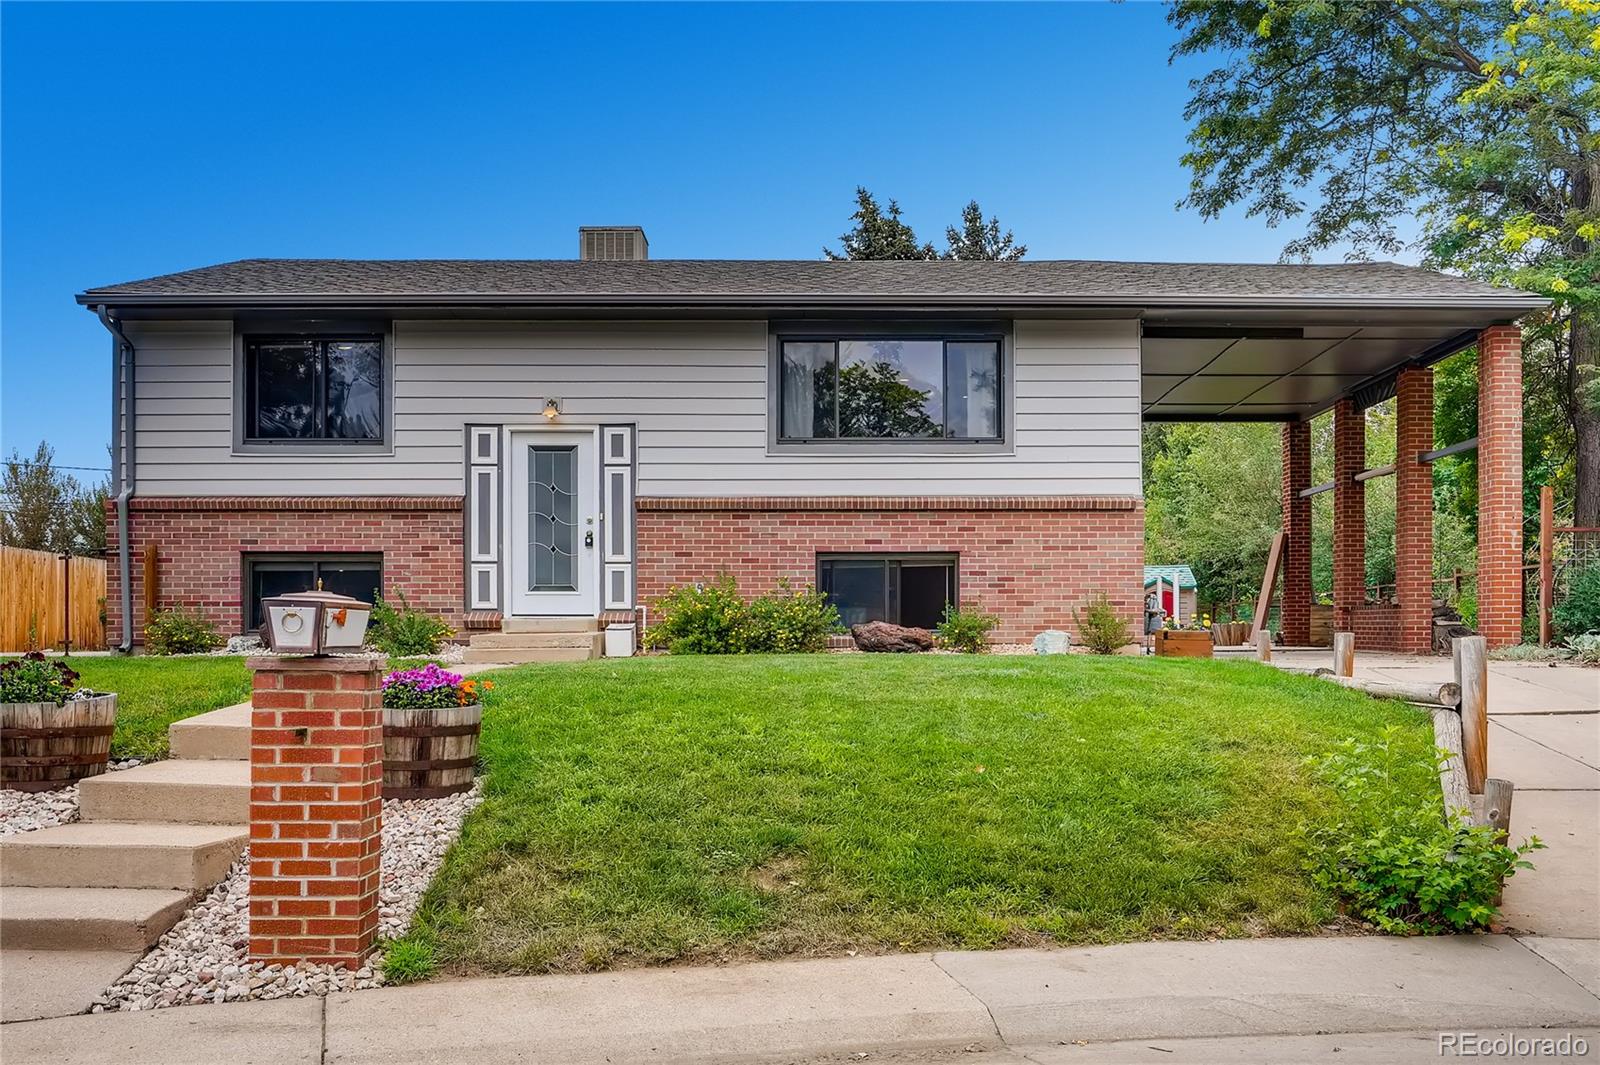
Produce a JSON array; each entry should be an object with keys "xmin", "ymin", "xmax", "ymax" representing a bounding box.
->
[{"xmin": 528, "ymin": 445, "xmax": 577, "ymax": 590}]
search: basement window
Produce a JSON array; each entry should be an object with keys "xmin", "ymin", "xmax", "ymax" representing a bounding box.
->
[
  {"xmin": 243, "ymin": 554, "xmax": 382, "ymax": 631},
  {"xmin": 817, "ymin": 553, "xmax": 957, "ymax": 630}
]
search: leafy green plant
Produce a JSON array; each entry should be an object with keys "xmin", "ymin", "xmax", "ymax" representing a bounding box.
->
[
  {"xmin": 744, "ymin": 579, "xmax": 841, "ymax": 653},
  {"xmin": 0, "ymin": 652, "xmax": 81, "ymax": 704},
  {"xmin": 1305, "ymin": 731, "xmax": 1542, "ymax": 934},
  {"xmin": 1454, "ymin": 591, "xmax": 1478, "ymax": 630},
  {"xmin": 367, "ymin": 591, "xmax": 454, "ymax": 656},
  {"xmin": 144, "ymin": 606, "xmax": 223, "ymax": 655},
  {"xmin": 935, "ymin": 603, "xmax": 999, "ymax": 653},
  {"xmin": 1565, "ymin": 633, "xmax": 1600, "ymax": 665},
  {"xmin": 648, "ymin": 575, "xmax": 841, "ymax": 654},
  {"xmin": 1553, "ymin": 562, "xmax": 1600, "ymax": 638},
  {"xmin": 1074, "ymin": 593, "xmax": 1131, "ymax": 655}
]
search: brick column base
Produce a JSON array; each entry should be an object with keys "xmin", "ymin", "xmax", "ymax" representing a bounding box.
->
[
  {"xmin": 1478, "ymin": 325, "xmax": 1525, "ymax": 648},
  {"xmin": 248, "ymin": 655, "xmax": 383, "ymax": 967},
  {"xmin": 1281, "ymin": 422, "xmax": 1313, "ymax": 645},
  {"xmin": 1396, "ymin": 367, "xmax": 1436, "ymax": 653},
  {"xmin": 1332, "ymin": 399, "xmax": 1367, "ymax": 632}
]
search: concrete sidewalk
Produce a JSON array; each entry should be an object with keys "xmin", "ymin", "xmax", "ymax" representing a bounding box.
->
[{"xmin": 3, "ymin": 935, "xmax": 1597, "ymax": 1065}]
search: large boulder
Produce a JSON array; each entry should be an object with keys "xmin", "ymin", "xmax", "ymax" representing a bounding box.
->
[{"xmin": 851, "ymin": 621, "xmax": 935, "ymax": 653}]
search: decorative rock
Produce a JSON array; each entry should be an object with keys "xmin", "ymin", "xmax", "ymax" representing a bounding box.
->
[
  {"xmin": 1032, "ymin": 630, "xmax": 1071, "ymax": 655},
  {"xmin": 850, "ymin": 622, "xmax": 935, "ymax": 653},
  {"xmin": 223, "ymin": 635, "xmax": 264, "ymax": 655}
]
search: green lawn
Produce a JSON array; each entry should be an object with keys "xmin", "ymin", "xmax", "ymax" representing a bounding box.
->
[
  {"xmin": 62, "ymin": 656, "xmax": 251, "ymax": 760},
  {"xmin": 396, "ymin": 654, "xmax": 1435, "ymax": 977}
]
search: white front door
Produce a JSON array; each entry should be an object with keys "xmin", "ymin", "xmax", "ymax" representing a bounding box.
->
[{"xmin": 508, "ymin": 429, "xmax": 600, "ymax": 616}]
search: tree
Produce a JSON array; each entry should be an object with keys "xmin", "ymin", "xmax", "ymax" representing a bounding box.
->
[
  {"xmin": 0, "ymin": 441, "xmax": 107, "ymax": 556},
  {"xmin": 824, "ymin": 187, "xmax": 937, "ymax": 261},
  {"xmin": 1171, "ymin": 0, "xmax": 1600, "ymax": 526},
  {"xmin": 943, "ymin": 200, "xmax": 1028, "ymax": 261}
]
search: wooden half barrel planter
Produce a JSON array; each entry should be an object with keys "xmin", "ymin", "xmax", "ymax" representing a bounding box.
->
[
  {"xmin": 1, "ymin": 694, "xmax": 117, "ymax": 791},
  {"xmin": 1153, "ymin": 629, "xmax": 1214, "ymax": 659},
  {"xmin": 382, "ymin": 703, "xmax": 481, "ymax": 799}
]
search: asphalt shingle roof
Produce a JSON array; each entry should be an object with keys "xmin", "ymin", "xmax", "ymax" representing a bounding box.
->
[{"xmin": 78, "ymin": 258, "xmax": 1539, "ymax": 307}]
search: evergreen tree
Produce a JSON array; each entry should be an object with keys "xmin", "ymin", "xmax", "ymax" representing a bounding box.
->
[
  {"xmin": 824, "ymin": 187, "xmax": 937, "ymax": 261},
  {"xmin": 943, "ymin": 200, "xmax": 1027, "ymax": 261}
]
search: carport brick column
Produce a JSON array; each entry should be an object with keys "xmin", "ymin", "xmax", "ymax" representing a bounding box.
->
[
  {"xmin": 1395, "ymin": 367, "xmax": 1435, "ymax": 653},
  {"xmin": 1281, "ymin": 421, "xmax": 1313, "ymax": 646},
  {"xmin": 1478, "ymin": 324, "xmax": 1525, "ymax": 648},
  {"xmin": 247, "ymin": 655, "xmax": 383, "ymax": 968},
  {"xmin": 1332, "ymin": 399, "xmax": 1366, "ymax": 633}
]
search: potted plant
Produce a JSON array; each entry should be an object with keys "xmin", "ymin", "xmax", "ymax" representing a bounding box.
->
[
  {"xmin": 1, "ymin": 652, "xmax": 117, "ymax": 791},
  {"xmin": 1154, "ymin": 612, "xmax": 1215, "ymax": 659},
  {"xmin": 380, "ymin": 663, "xmax": 491, "ymax": 799}
]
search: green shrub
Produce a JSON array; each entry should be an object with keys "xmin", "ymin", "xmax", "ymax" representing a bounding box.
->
[
  {"xmin": 647, "ymin": 575, "xmax": 840, "ymax": 654},
  {"xmin": 368, "ymin": 592, "xmax": 454, "ymax": 656},
  {"xmin": 1074, "ymin": 593, "xmax": 1130, "ymax": 655},
  {"xmin": 0, "ymin": 652, "xmax": 81, "ymax": 704},
  {"xmin": 935, "ymin": 603, "xmax": 999, "ymax": 653},
  {"xmin": 1305, "ymin": 731, "xmax": 1542, "ymax": 934},
  {"xmin": 145, "ymin": 606, "xmax": 224, "ymax": 655},
  {"xmin": 1553, "ymin": 561, "xmax": 1600, "ymax": 637},
  {"xmin": 744, "ymin": 579, "xmax": 841, "ymax": 653},
  {"xmin": 1454, "ymin": 591, "xmax": 1478, "ymax": 629},
  {"xmin": 1566, "ymin": 633, "xmax": 1600, "ymax": 665}
]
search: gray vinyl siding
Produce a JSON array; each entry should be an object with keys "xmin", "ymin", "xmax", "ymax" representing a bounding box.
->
[{"xmin": 125, "ymin": 318, "xmax": 1142, "ymax": 498}]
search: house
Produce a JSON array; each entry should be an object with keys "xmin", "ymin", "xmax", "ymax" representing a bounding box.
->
[
  {"xmin": 79, "ymin": 228, "xmax": 1542, "ymax": 657},
  {"xmin": 1144, "ymin": 565, "xmax": 1198, "ymax": 624}
]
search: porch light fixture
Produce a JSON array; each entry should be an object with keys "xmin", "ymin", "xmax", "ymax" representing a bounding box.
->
[
  {"xmin": 543, "ymin": 398, "xmax": 561, "ymax": 420},
  {"xmin": 261, "ymin": 582, "xmax": 373, "ymax": 655}
]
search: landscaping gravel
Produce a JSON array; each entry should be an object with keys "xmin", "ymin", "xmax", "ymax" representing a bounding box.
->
[
  {"xmin": 0, "ymin": 760, "xmax": 143, "ymax": 839},
  {"xmin": 96, "ymin": 779, "xmax": 483, "ymax": 1012}
]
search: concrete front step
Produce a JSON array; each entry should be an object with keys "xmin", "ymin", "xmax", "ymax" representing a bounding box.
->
[
  {"xmin": 0, "ymin": 886, "xmax": 193, "ymax": 951},
  {"xmin": 168, "ymin": 701, "xmax": 252, "ymax": 761},
  {"xmin": 78, "ymin": 759, "xmax": 250, "ymax": 825},
  {"xmin": 462, "ymin": 644, "xmax": 598, "ymax": 665},
  {"xmin": 0, "ymin": 822, "xmax": 247, "ymax": 891},
  {"xmin": 500, "ymin": 616, "xmax": 600, "ymax": 634},
  {"xmin": 469, "ymin": 631, "xmax": 603, "ymax": 651}
]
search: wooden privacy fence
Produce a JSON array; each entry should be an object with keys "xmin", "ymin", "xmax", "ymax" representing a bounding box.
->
[{"xmin": 0, "ymin": 546, "xmax": 106, "ymax": 652}]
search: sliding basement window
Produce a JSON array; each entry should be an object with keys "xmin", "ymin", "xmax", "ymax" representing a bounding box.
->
[{"xmin": 817, "ymin": 553, "xmax": 957, "ymax": 630}]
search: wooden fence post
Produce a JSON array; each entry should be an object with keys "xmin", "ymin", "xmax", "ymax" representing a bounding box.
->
[
  {"xmin": 1255, "ymin": 629, "xmax": 1272, "ymax": 662},
  {"xmin": 1539, "ymin": 486, "xmax": 1554, "ymax": 647},
  {"xmin": 1454, "ymin": 635, "xmax": 1488, "ymax": 794},
  {"xmin": 1333, "ymin": 632, "xmax": 1354, "ymax": 677}
]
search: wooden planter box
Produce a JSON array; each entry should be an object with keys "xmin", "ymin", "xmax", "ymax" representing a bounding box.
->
[
  {"xmin": 382, "ymin": 703, "xmax": 481, "ymax": 800},
  {"xmin": 1, "ymin": 693, "xmax": 117, "ymax": 792},
  {"xmin": 1154, "ymin": 630, "xmax": 1214, "ymax": 659}
]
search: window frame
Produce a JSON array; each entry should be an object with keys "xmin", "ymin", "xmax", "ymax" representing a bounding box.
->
[
  {"xmin": 240, "ymin": 552, "xmax": 384, "ymax": 633},
  {"xmin": 768, "ymin": 323, "xmax": 1013, "ymax": 454},
  {"xmin": 816, "ymin": 552, "xmax": 959, "ymax": 629},
  {"xmin": 232, "ymin": 321, "xmax": 393, "ymax": 455}
]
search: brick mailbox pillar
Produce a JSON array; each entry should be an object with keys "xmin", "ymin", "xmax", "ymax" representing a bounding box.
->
[{"xmin": 247, "ymin": 655, "xmax": 383, "ymax": 967}]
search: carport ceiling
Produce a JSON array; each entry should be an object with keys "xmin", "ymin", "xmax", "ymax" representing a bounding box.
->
[{"xmin": 1141, "ymin": 310, "xmax": 1527, "ymax": 422}]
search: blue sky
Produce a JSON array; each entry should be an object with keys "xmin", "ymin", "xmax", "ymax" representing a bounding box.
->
[{"xmin": 3, "ymin": 1, "xmax": 1342, "ymax": 472}]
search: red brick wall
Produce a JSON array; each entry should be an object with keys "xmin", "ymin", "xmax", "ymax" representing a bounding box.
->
[
  {"xmin": 1281, "ymin": 421, "xmax": 1313, "ymax": 645},
  {"xmin": 1332, "ymin": 400, "xmax": 1366, "ymax": 633},
  {"xmin": 1477, "ymin": 325, "xmax": 1525, "ymax": 648},
  {"xmin": 105, "ymin": 497, "xmax": 463, "ymax": 647},
  {"xmin": 1350, "ymin": 604, "xmax": 1400, "ymax": 652},
  {"xmin": 1395, "ymin": 367, "xmax": 1436, "ymax": 653},
  {"xmin": 635, "ymin": 496, "xmax": 1145, "ymax": 643}
]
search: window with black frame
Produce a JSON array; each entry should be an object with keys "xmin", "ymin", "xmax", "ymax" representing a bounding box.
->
[
  {"xmin": 245, "ymin": 337, "xmax": 383, "ymax": 441},
  {"xmin": 818, "ymin": 554, "xmax": 957, "ymax": 630},
  {"xmin": 780, "ymin": 337, "xmax": 1001, "ymax": 441},
  {"xmin": 244, "ymin": 555, "xmax": 382, "ymax": 631}
]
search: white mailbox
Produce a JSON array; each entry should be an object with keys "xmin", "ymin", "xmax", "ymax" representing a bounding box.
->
[{"xmin": 261, "ymin": 585, "xmax": 372, "ymax": 655}]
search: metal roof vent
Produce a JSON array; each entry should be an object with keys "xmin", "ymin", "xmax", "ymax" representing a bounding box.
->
[{"xmin": 579, "ymin": 226, "xmax": 649, "ymax": 261}]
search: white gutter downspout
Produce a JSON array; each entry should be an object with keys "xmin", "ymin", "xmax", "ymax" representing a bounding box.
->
[{"xmin": 96, "ymin": 305, "xmax": 136, "ymax": 652}]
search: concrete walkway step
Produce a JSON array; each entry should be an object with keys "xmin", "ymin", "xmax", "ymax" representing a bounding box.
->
[
  {"xmin": 468, "ymin": 630, "xmax": 602, "ymax": 651},
  {"xmin": 500, "ymin": 616, "xmax": 599, "ymax": 634},
  {"xmin": 0, "ymin": 822, "xmax": 247, "ymax": 891},
  {"xmin": 78, "ymin": 759, "xmax": 249, "ymax": 825},
  {"xmin": 462, "ymin": 644, "xmax": 597, "ymax": 664},
  {"xmin": 0, "ymin": 886, "xmax": 192, "ymax": 951},
  {"xmin": 168, "ymin": 702, "xmax": 251, "ymax": 761}
]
